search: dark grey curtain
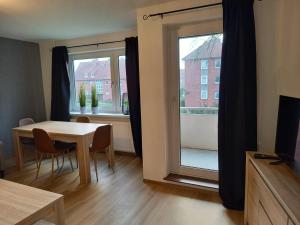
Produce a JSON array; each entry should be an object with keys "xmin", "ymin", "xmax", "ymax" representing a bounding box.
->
[
  {"xmin": 218, "ymin": 0, "xmax": 257, "ymax": 210},
  {"xmin": 50, "ymin": 46, "xmax": 70, "ymax": 121},
  {"xmin": 125, "ymin": 37, "xmax": 143, "ymax": 158}
]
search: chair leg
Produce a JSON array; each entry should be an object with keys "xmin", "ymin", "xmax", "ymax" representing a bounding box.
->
[
  {"xmin": 75, "ymin": 152, "xmax": 78, "ymax": 168},
  {"xmin": 108, "ymin": 146, "xmax": 115, "ymax": 173},
  {"xmin": 56, "ymin": 155, "xmax": 59, "ymax": 170},
  {"xmin": 67, "ymin": 150, "xmax": 74, "ymax": 172},
  {"xmin": 59, "ymin": 152, "xmax": 65, "ymax": 173},
  {"xmin": 51, "ymin": 154, "xmax": 54, "ymax": 176},
  {"xmin": 93, "ymin": 151, "xmax": 99, "ymax": 182},
  {"xmin": 35, "ymin": 151, "xmax": 39, "ymax": 168},
  {"xmin": 36, "ymin": 153, "xmax": 43, "ymax": 179}
]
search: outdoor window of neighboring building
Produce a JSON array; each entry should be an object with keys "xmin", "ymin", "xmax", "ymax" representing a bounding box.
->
[
  {"xmin": 69, "ymin": 49, "xmax": 128, "ymax": 114},
  {"xmin": 201, "ymin": 90, "xmax": 208, "ymax": 100},
  {"xmin": 201, "ymin": 59, "xmax": 208, "ymax": 70},
  {"xmin": 215, "ymin": 75, "xmax": 220, "ymax": 84},
  {"xmin": 215, "ymin": 59, "xmax": 221, "ymax": 68},
  {"xmin": 95, "ymin": 81, "xmax": 102, "ymax": 94},
  {"xmin": 214, "ymin": 91, "xmax": 219, "ymax": 99},
  {"xmin": 201, "ymin": 75, "xmax": 208, "ymax": 85}
]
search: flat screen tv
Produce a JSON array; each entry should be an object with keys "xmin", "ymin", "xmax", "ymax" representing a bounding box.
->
[{"xmin": 275, "ymin": 95, "xmax": 300, "ymax": 163}]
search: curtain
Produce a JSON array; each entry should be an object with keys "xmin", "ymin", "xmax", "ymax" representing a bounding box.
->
[
  {"xmin": 125, "ymin": 37, "xmax": 143, "ymax": 158},
  {"xmin": 218, "ymin": 0, "xmax": 257, "ymax": 210},
  {"xmin": 50, "ymin": 46, "xmax": 70, "ymax": 121}
]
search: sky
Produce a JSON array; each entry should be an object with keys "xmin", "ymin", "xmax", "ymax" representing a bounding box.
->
[
  {"xmin": 73, "ymin": 34, "xmax": 223, "ymax": 71},
  {"xmin": 179, "ymin": 34, "xmax": 223, "ymax": 69}
]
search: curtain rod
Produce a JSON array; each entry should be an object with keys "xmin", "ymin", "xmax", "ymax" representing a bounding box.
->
[
  {"xmin": 67, "ymin": 39, "xmax": 125, "ymax": 49},
  {"xmin": 143, "ymin": 2, "xmax": 222, "ymax": 20}
]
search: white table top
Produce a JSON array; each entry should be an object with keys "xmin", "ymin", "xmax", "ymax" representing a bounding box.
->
[{"xmin": 13, "ymin": 121, "xmax": 107, "ymax": 136}]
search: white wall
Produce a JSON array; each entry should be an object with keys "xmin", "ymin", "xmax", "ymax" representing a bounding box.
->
[
  {"xmin": 38, "ymin": 29, "xmax": 137, "ymax": 153},
  {"xmin": 138, "ymin": 0, "xmax": 300, "ymax": 182},
  {"xmin": 255, "ymin": 0, "xmax": 300, "ymax": 153},
  {"xmin": 137, "ymin": 0, "xmax": 223, "ymax": 181},
  {"xmin": 181, "ymin": 114, "xmax": 218, "ymax": 150}
]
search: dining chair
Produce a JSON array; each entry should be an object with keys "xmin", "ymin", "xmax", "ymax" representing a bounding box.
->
[
  {"xmin": 32, "ymin": 128, "xmax": 74, "ymax": 179},
  {"xmin": 19, "ymin": 118, "xmax": 37, "ymax": 166},
  {"xmin": 89, "ymin": 125, "xmax": 113, "ymax": 181},
  {"xmin": 76, "ymin": 116, "xmax": 90, "ymax": 123}
]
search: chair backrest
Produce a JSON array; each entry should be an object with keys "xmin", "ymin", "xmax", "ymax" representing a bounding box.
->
[
  {"xmin": 32, "ymin": 128, "xmax": 56, "ymax": 154},
  {"xmin": 76, "ymin": 116, "xmax": 90, "ymax": 123},
  {"xmin": 91, "ymin": 125, "xmax": 112, "ymax": 151},
  {"xmin": 19, "ymin": 118, "xmax": 35, "ymax": 126}
]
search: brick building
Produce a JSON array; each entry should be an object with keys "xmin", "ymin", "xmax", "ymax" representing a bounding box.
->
[
  {"xmin": 75, "ymin": 57, "xmax": 127, "ymax": 102},
  {"xmin": 183, "ymin": 37, "xmax": 222, "ymax": 107}
]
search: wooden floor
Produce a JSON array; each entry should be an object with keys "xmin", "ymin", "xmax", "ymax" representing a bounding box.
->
[{"xmin": 5, "ymin": 153, "xmax": 243, "ymax": 225}]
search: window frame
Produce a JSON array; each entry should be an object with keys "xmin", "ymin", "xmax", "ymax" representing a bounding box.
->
[
  {"xmin": 201, "ymin": 75, "xmax": 208, "ymax": 85},
  {"xmin": 214, "ymin": 75, "xmax": 220, "ymax": 84},
  {"xmin": 215, "ymin": 59, "xmax": 221, "ymax": 69},
  {"xmin": 200, "ymin": 59, "xmax": 209, "ymax": 70},
  {"xmin": 214, "ymin": 91, "xmax": 219, "ymax": 99},
  {"xmin": 68, "ymin": 49, "xmax": 126, "ymax": 114},
  {"xmin": 201, "ymin": 90, "xmax": 208, "ymax": 99}
]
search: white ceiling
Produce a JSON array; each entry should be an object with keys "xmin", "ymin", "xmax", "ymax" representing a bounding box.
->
[{"xmin": 0, "ymin": 0, "xmax": 172, "ymax": 42}]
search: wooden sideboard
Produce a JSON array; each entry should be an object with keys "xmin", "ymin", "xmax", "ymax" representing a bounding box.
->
[{"xmin": 245, "ymin": 152, "xmax": 300, "ymax": 225}]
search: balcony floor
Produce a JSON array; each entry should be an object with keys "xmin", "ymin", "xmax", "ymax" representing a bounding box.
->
[{"xmin": 181, "ymin": 148, "xmax": 218, "ymax": 171}]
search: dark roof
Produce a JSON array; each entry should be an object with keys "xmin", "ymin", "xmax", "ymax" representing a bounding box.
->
[{"xmin": 183, "ymin": 37, "xmax": 222, "ymax": 61}]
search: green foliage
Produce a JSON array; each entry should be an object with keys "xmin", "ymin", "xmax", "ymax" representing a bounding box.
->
[
  {"xmin": 91, "ymin": 84, "xmax": 98, "ymax": 107},
  {"xmin": 79, "ymin": 84, "xmax": 86, "ymax": 107},
  {"xmin": 180, "ymin": 107, "xmax": 218, "ymax": 115}
]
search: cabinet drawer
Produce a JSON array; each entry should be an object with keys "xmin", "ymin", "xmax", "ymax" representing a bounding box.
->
[
  {"xmin": 288, "ymin": 218, "xmax": 295, "ymax": 225},
  {"xmin": 248, "ymin": 162, "xmax": 260, "ymax": 199},
  {"xmin": 258, "ymin": 202, "xmax": 272, "ymax": 225},
  {"xmin": 257, "ymin": 174, "xmax": 288, "ymax": 225},
  {"xmin": 248, "ymin": 195, "xmax": 258, "ymax": 225}
]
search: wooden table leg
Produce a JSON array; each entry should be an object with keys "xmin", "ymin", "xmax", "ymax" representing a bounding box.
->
[
  {"xmin": 76, "ymin": 136, "xmax": 91, "ymax": 184},
  {"xmin": 54, "ymin": 197, "xmax": 65, "ymax": 225},
  {"xmin": 13, "ymin": 130, "xmax": 23, "ymax": 170},
  {"xmin": 109, "ymin": 127, "xmax": 115, "ymax": 169}
]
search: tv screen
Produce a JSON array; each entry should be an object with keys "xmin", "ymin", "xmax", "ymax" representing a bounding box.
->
[{"xmin": 275, "ymin": 95, "xmax": 300, "ymax": 162}]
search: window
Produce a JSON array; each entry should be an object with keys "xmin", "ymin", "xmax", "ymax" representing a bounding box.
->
[
  {"xmin": 201, "ymin": 75, "xmax": 208, "ymax": 84},
  {"xmin": 215, "ymin": 59, "xmax": 221, "ymax": 68},
  {"xmin": 96, "ymin": 81, "xmax": 102, "ymax": 94},
  {"xmin": 118, "ymin": 56, "xmax": 128, "ymax": 106},
  {"xmin": 69, "ymin": 50, "xmax": 127, "ymax": 114},
  {"xmin": 214, "ymin": 91, "xmax": 219, "ymax": 99},
  {"xmin": 201, "ymin": 60, "xmax": 208, "ymax": 70},
  {"xmin": 201, "ymin": 90, "xmax": 208, "ymax": 99},
  {"xmin": 215, "ymin": 76, "xmax": 220, "ymax": 84}
]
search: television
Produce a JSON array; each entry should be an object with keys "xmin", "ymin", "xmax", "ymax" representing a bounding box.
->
[{"xmin": 275, "ymin": 95, "xmax": 300, "ymax": 163}]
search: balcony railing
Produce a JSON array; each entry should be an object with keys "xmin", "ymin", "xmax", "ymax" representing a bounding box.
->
[{"xmin": 180, "ymin": 107, "xmax": 218, "ymax": 151}]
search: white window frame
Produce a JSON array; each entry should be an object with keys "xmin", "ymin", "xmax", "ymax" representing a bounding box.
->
[
  {"xmin": 201, "ymin": 90, "xmax": 208, "ymax": 99},
  {"xmin": 201, "ymin": 59, "xmax": 208, "ymax": 70},
  {"xmin": 215, "ymin": 59, "xmax": 221, "ymax": 69},
  {"xmin": 214, "ymin": 91, "xmax": 219, "ymax": 99},
  {"xmin": 214, "ymin": 75, "xmax": 220, "ymax": 84},
  {"xmin": 201, "ymin": 75, "xmax": 208, "ymax": 85},
  {"xmin": 69, "ymin": 49, "xmax": 125, "ymax": 114}
]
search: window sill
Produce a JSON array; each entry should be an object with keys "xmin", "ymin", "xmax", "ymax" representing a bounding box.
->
[{"xmin": 70, "ymin": 112, "xmax": 130, "ymax": 121}]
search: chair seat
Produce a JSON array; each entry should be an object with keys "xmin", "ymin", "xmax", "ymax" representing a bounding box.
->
[
  {"xmin": 89, "ymin": 145, "xmax": 106, "ymax": 152},
  {"xmin": 20, "ymin": 137, "xmax": 35, "ymax": 145}
]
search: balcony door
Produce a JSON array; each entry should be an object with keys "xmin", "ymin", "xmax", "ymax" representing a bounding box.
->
[{"xmin": 168, "ymin": 21, "xmax": 223, "ymax": 181}]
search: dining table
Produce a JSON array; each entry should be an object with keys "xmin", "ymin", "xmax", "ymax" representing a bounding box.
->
[
  {"xmin": 12, "ymin": 121, "xmax": 115, "ymax": 184},
  {"xmin": 0, "ymin": 179, "xmax": 64, "ymax": 225}
]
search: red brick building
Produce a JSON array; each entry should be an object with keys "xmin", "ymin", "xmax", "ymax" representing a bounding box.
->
[
  {"xmin": 75, "ymin": 57, "xmax": 127, "ymax": 102},
  {"xmin": 183, "ymin": 37, "xmax": 222, "ymax": 107}
]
